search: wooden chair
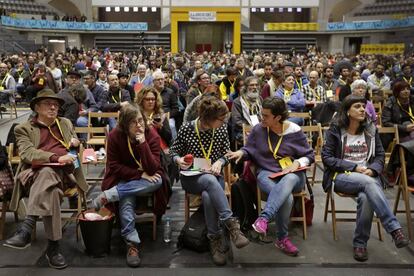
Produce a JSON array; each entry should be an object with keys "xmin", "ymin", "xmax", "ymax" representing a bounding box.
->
[
  {"xmin": 393, "ymin": 143, "xmax": 414, "ymax": 240},
  {"xmin": 301, "ymin": 124, "xmax": 323, "ymax": 186},
  {"xmin": 32, "ymin": 184, "xmax": 87, "ymax": 241},
  {"xmin": 7, "ymin": 143, "xmax": 20, "ymax": 174},
  {"xmin": 88, "ymin": 111, "xmax": 119, "ymax": 128},
  {"xmin": 289, "ymin": 112, "xmax": 312, "ymax": 126},
  {"xmin": 0, "ymin": 162, "xmax": 19, "ymax": 240},
  {"xmin": 377, "ymin": 125, "xmax": 399, "ymax": 166},
  {"xmin": 373, "ymin": 102, "xmax": 383, "ymax": 127},
  {"xmin": 184, "ymin": 164, "xmax": 235, "ymax": 223},
  {"xmin": 135, "ymin": 193, "xmax": 157, "ymax": 241},
  {"xmin": 323, "ymin": 189, "xmax": 383, "ymax": 241},
  {"xmin": 242, "ymin": 123, "xmax": 252, "ymax": 146},
  {"xmin": 256, "ymin": 183, "xmax": 308, "ymax": 240}
]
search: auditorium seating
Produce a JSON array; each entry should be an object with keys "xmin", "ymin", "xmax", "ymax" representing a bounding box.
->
[
  {"xmin": 354, "ymin": 0, "xmax": 414, "ymax": 17},
  {"xmin": 0, "ymin": 0, "xmax": 58, "ymax": 16}
]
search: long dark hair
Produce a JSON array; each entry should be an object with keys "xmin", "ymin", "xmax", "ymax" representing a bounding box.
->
[{"xmin": 333, "ymin": 95, "xmax": 367, "ymax": 134}]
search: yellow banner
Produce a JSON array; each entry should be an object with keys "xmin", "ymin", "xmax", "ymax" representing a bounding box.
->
[
  {"xmin": 264, "ymin": 22, "xmax": 319, "ymax": 31},
  {"xmin": 360, "ymin": 43, "xmax": 405, "ymax": 55}
]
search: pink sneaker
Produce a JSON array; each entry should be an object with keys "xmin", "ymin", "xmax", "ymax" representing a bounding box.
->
[
  {"xmin": 252, "ymin": 217, "xmax": 268, "ymax": 234},
  {"xmin": 275, "ymin": 237, "xmax": 299, "ymax": 256}
]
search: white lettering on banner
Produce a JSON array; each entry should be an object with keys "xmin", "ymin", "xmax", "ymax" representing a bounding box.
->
[{"xmin": 189, "ymin": 11, "xmax": 217, "ymax": 21}]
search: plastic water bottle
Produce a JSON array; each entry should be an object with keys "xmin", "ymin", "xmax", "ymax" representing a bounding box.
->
[{"xmin": 163, "ymin": 217, "xmax": 172, "ymax": 243}]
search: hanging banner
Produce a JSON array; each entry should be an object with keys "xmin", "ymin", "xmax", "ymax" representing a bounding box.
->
[
  {"xmin": 360, "ymin": 43, "xmax": 405, "ymax": 55},
  {"xmin": 264, "ymin": 22, "xmax": 319, "ymax": 31}
]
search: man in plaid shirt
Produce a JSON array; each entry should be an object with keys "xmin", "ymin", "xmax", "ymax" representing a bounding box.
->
[{"xmin": 303, "ymin": 71, "xmax": 326, "ymax": 106}]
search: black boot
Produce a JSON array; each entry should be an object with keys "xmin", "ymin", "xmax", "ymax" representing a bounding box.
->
[
  {"xmin": 45, "ymin": 240, "xmax": 67, "ymax": 269},
  {"xmin": 3, "ymin": 229, "xmax": 31, "ymax": 249}
]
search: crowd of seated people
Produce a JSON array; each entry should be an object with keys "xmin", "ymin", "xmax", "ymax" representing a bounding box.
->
[{"xmin": 0, "ymin": 46, "xmax": 413, "ymax": 268}]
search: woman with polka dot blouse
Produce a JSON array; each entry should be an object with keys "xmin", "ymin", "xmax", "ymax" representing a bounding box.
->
[{"xmin": 170, "ymin": 96, "xmax": 249, "ymax": 266}]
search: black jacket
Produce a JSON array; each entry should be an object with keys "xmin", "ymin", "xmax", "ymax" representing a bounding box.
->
[
  {"xmin": 160, "ymin": 87, "xmax": 179, "ymax": 119},
  {"xmin": 321, "ymin": 122, "xmax": 385, "ymax": 191}
]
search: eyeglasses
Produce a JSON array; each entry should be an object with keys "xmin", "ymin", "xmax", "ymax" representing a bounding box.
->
[
  {"xmin": 130, "ymin": 118, "xmax": 145, "ymax": 126},
  {"xmin": 143, "ymin": 97, "xmax": 156, "ymax": 102},
  {"xmin": 40, "ymin": 101, "xmax": 60, "ymax": 108},
  {"xmin": 154, "ymin": 78, "xmax": 164, "ymax": 81}
]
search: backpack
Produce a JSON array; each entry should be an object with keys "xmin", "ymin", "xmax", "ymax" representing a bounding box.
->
[
  {"xmin": 231, "ymin": 178, "xmax": 258, "ymax": 233},
  {"xmin": 177, "ymin": 207, "xmax": 209, "ymax": 253}
]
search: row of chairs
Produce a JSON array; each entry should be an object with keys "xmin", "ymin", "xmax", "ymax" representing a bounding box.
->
[{"xmin": 240, "ymin": 122, "xmax": 413, "ymax": 241}]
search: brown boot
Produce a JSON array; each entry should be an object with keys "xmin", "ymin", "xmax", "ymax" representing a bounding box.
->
[
  {"xmin": 224, "ymin": 218, "xmax": 250, "ymax": 249},
  {"xmin": 208, "ymin": 234, "xmax": 227, "ymax": 266},
  {"xmin": 126, "ymin": 242, "xmax": 141, "ymax": 267}
]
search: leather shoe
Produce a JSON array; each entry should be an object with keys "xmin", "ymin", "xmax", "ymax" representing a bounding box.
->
[
  {"xmin": 3, "ymin": 229, "xmax": 31, "ymax": 249},
  {"xmin": 126, "ymin": 242, "xmax": 141, "ymax": 268},
  {"xmin": 391, "ymin": 228, "xmax": 410, "ymax": 248},
  {"xmin": 353, "ymin": 247, "xmax": 368, "ymax": 262},
  {"xmin": 46, "ymin": 242, "xmax": 67, "ymax": 269}
]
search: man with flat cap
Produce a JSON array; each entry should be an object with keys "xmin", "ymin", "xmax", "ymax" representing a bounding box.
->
[{"xmin": 3, "ymin": 89, "xmax": 88, "ymax": 270}]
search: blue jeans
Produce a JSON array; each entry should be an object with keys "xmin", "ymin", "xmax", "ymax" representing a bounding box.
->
[
  {"xmin": 287, "ymin": 117, "xmax": 304, "ymax": 126},
  {"xmin": 257, "ymin": 169, "xmax": 305, "ymax": 239},
  {"xmin": 169, "ymin": 118, "xmax": 177, "ymax": 140},
  {"xmin": 333, "ymin": 172, "xmax": 401, "ymax": 248},
  {"xmin": 76, "ymin": 116, "xmax": 88, "ymax": 140},
  {"xmin": 180, "ymin": 174, "xmax": 232, "ymax": 235},
  {"xmin": 108, "ymin": 117, "xmax": 117, "ymax": 130},
  {"xmin": 104, "ymin": 178, "xmax": 162, "ymax": 245}
]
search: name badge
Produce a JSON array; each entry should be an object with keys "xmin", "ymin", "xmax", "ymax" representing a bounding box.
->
[
  {"xmin": 193, "ymin": 158, "xmax": 211, "ymax": 171},
  {"xmin": 18, "ymin": 77, "xmax": 24, "ymax": 84},
  {"xmin": 326, "ymin": 90, "xmax": 333, "ymax": 98},
  {"xmin": 279, "ymin": 156, "xmax": 293, "ymax": 169},
  {"xmin": 38, "ymin": 78, "xmax": 44, "ymax": 85},
  {"xmin": 0, "ymin": 86, "xmax": 3, "ymax": 91},
  {"xmin": 250, "ymin": 115, "xmax": 260, "ymax": 126}
]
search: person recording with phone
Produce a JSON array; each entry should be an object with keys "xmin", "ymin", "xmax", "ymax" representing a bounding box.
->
[{"xmin": 135, "ymin": 87, "xmax": 172, "ymax": 147}]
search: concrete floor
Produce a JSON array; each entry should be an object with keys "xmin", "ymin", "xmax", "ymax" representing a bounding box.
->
[{"xmin": 0, "ymin": 110, "xmax": 413, "ymax": 275}]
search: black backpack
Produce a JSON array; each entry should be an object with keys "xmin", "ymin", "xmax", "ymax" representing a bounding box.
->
[
  {"xmin": 231, "ymin": 178, "xmax": 258, "ymax": 233},
  {"xmin": 177, "ymin": 207, "xmax": 209, "ymax": 253}
]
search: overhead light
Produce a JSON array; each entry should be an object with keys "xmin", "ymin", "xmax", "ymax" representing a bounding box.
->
[
  {"xmin": 260, "ymin": 8, "xmax": 265, "ymax": 12},
  {"xmin": 269, "ymin": 8, "xmax": 274, "ymax": 12},
  {"xmin": 133, "ymin": 7, "xmax": 138, "ymax": 12},
  {"xmin": 105, "ymin": 7, "xmax": 110, "ymax": 12},
  {"xmin": 114, "ymin": 6, "xmax": 120, "ymax": 12},
  {"xmin": 142, "ymin": 7, "xmax": 148, "ymax": 12},
  {"xmin": 297, "ymin": 7, "xmax": 302, "ymax": 12},
  {"xmin": 251, "ymin": 8, "xmax": 256, "ymax": 12},
  {"xmin": 151, "ymin": 7, "xmax": 157, "ymax": 12},
  {"xmin": 124, "ymin": 7, "xmax": 129, "ymax": 12},
  {"xmin": 278, "ymin": 8, "xmax": 283, "ymax": 12},
  {"xmin": 287, "ymin": 8, "xmax": 293, "ymax": 12},
  {"xmin": 49, "ymin": 39, "xmax": 65, "ymax": 43}
]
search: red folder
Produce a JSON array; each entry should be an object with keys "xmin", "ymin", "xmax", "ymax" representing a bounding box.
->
[{"xmin": 268, "ymin": 166, "xmax": 310, "ymax": 179}]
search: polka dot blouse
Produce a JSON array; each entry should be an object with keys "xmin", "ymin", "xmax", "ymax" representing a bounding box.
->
[{"xmin": 170, "ymin": 120, "xmax": 230, "ymax": 164}]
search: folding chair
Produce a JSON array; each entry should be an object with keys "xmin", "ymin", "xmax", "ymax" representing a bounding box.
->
[
  {"xmin": 323, "ymin": 187, "xmax": 383, "ymax": 241},
  {"xmin": 184, "ymin": 164, "xmax": 235, "ymax": 223},
  {"xmin": 393, "ymin": 142, "xmax": 414, "ymax": 240},
  {"xmin": 256, "ymin": 178, "xmax": 309, "ymax": 240},
  {"xmin": 289, "ymin": 112, "xmax": 312, "ymax": 126},
  {"xmin": 301, "ymin": 123, "xmax": 323, "ymax": 186}
]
